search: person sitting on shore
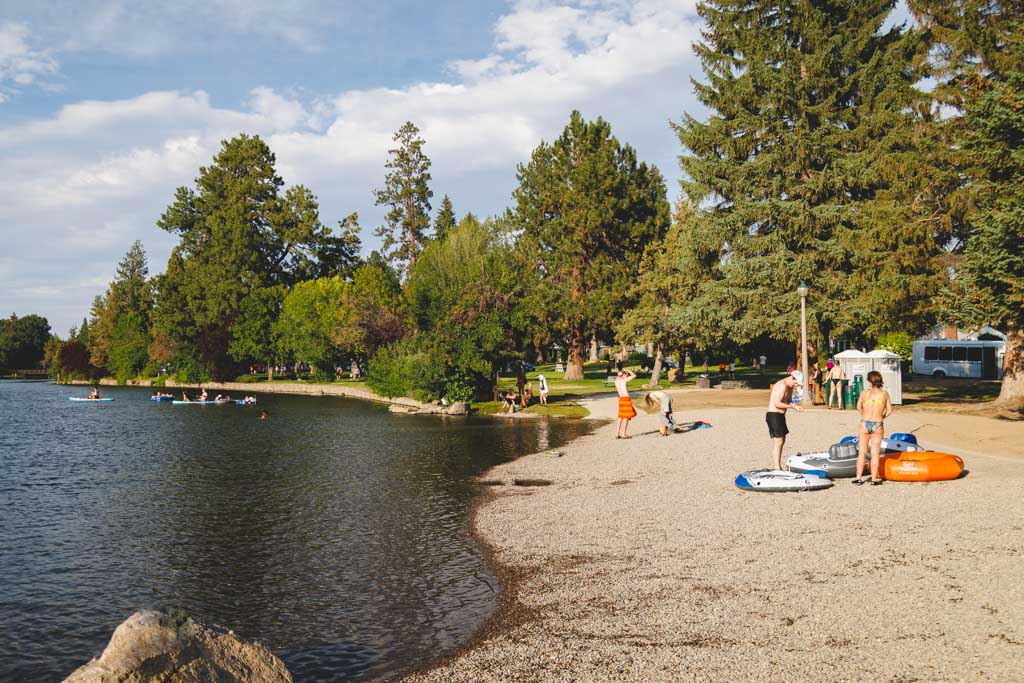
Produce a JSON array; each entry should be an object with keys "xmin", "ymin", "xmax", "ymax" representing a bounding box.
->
[
  {"xmin": 503, "ymin": 388, "xmax": 518, "ymax": 413},
  {"xmin": 853, "ymin": 370, "xmax": 894, "ymax": 486},
  {"xmin": 522, "ymin": 382, "xmax": 533, "ymax": 407},
  {"xmin": 644, "ymin": 390, "xmax": 676, "ymax": 436}
]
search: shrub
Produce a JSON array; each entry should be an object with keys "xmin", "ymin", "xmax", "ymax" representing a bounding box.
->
[
  {"xmin": 876, "ymin": 332, "xmax": 913, "ymax": 362},
  {"xmin": 234, "ymin": 374, "xmax": 260, "ymax": 383},
  {"xmin": 444, "ymin": 378, "xmax": 474, "ymax": 403},
  {"xmin": 366, "ymin": 337, "xmax": 448, "ymax": 400}
]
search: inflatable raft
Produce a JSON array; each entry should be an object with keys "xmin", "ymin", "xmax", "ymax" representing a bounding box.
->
[
  {"xmin": 735, "ymin": 469, "xmax": 833, "ymax": 492},
  {"xmin": 880, "ymin": 451, "xmax": 964, "ymax": 482},
  {"xmin": 840, "ymin": 436, "xmax": 923, "ymax": 453},
  {"xmin": 150, "ymin": 395, "xmax": 173, "ymax": 402},
  {"xmin": 787, "ymin": 450, "xmax": 864, "ymax": 479}
]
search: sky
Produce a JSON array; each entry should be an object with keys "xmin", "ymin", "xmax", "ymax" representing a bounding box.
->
[{"xmin": 0, "ymin": 0, "xmax": 908, "ymax": 336}]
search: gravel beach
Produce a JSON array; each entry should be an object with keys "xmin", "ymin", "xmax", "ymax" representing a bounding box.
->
[{"xmin": 407, "ymin": 392, "xmax": 1024, "ymax": 681}]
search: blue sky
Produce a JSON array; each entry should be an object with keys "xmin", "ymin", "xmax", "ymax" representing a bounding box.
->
[{"xmin": 2, "ymin": 0, "xmax": 908, "ymax": 335}]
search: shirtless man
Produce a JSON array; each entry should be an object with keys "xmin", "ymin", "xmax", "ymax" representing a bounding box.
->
[
  {"xmin": 766, "ymin": 372, "xmax": 803, "ymax": 469},
  {"xmin": 615, "ymin": 369, "xmax": 637, "ymax": 439}
]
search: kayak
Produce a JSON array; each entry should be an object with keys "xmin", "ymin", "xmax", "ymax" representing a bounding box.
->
[
  {"xmin": 880, "ymin": 451, "xmax": 964, "ymax": 482},
  {"xmin": 150, "ymin": 396, "xmax": 173, "ymax": 402},
  {"xmin": 735, "ymin": 469, "xmax": 833, "ymax": 492},
  {"xmin": 69, "ymin": 397, "xmax": 113, "ymax": 402}
]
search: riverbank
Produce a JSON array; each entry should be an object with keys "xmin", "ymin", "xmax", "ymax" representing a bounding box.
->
[{"xmin": 407, "ymin": 396, "xmax": 1024, "ymax": 681}]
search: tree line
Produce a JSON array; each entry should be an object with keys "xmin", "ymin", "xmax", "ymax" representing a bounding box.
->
[{"xmin": 44, "ymin": 0, "xmax": 1023, "ymax": 406}]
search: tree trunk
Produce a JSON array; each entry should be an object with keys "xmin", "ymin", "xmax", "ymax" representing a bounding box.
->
[
  {"xmin": 650, "ymin": 346, "xmax": 664, "ymax": 388},
  {"xmin": 493, "ymin": 368, "xmax": 500, "ymax": 402},
  {"xmin": 588, "ymin": 335, "xmax": 599, "ymax": 363},
  {"xmin": 564, "ymin": 326, "xmax": 585, "ymax": 380},
  {"xmin": 267, "ymin": 361, "xmax": 274, "ymax": 382},
  {"xmin": 996, "ymin": 327, "xmax": 1024, "ymax": 409},
  {"xmin": 564, "ymin": 265, "xmax": 586, "ymax": 381},
  {"xmin": 534, "ymin": 333, "xmax": 545, "ymax": 364},
  {"xmin": 646, "ymin": 342, "xmax": 654, "ymax": 357}
]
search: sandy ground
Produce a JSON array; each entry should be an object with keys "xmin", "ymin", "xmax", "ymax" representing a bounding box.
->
[{"xmin": 406, "ymin": 393, "xmax": 1024, "ymax": 682}]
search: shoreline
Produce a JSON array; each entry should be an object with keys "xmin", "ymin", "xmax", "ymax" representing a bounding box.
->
[{"xmin": 405, "ymin": 396, "xmax": 1024, "ymax": 681}]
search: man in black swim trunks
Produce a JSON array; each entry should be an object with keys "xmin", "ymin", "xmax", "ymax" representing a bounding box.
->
[{"xmin": 767, "ymin": 372, "xmax": 803, "ymax": 469}]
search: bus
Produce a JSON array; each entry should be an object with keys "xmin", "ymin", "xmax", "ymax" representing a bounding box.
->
[{"xmin": 912, "ymin": 339, "xmax": 1005, "ymax": 379}]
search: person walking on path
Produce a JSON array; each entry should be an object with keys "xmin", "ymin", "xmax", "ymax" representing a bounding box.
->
[
  {"xmin": 766, "ymin": 372, "xmax": 803, "ymax": 469},
  {"xmin": 644, "ymin": 390, "xmax": 675, "ymax": 436},
  {"xmin": 538, "ymin": 374, "xmax": 549, "ymax": 406},
  {"xmin": 827, "ymin": 359, "xmax": 846, "ymax": 409},
  {"xmin": 615, "ymin": 369, "xmax": 637, "ymax": 439},
  {"xmin": 759, "ymin": 354, "xmax": 767, "ymax": 374},
  {"xmin": 852, "ymin": 370, "xmax": 895, "ymax": 486}
]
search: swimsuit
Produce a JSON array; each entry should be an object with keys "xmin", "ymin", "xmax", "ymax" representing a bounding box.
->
[
  {"xmin": 863, "ymin": 420, "xmax": 883, "ymax": 434},
  {"xmin": 766, "ymin": 412, "xmax": 788, "ymax": 438}
]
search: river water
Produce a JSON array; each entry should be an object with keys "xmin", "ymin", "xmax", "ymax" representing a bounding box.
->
[{"xmin": 0, "ymin": 381, "xmax": 595, "ymax": 681}]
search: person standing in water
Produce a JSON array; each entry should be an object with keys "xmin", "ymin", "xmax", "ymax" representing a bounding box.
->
[
  {"xmin": 852, "ymin": 370, "xmax": 894, "ymax": 486},
  {"xmin": 615, "ymin": 368, "xmax": 637, "ymax": 439},
  {"xmin": 766, "ymin": 372, "xmax": 803, "ymax": 469}
]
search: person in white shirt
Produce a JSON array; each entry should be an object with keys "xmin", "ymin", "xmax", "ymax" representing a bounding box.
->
[{"xmin": 537, "ymin": 374, "xmax": 549, "ymax": 405}]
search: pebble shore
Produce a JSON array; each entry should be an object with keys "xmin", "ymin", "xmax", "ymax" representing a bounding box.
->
[{"xmin": 407, "ymin": 394, "xmax": 1024, "ymax": 681}]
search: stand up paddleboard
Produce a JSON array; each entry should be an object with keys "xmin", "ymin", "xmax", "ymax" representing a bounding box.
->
[
  {"xmin": 172, "ymin": 400, "xmax": 232, "ymax": 405},
  {"xmin": 735, "ymin": 469, "xmax": 833, "ymax": 492},
  {"xmin": 69, "ymin": 397, "xmax": 114, "ymax": 402}
]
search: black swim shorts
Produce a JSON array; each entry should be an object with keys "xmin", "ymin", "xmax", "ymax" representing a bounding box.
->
[{"xmin": 766, "ymin": 412, "xmax": 788, "ymax": 438}]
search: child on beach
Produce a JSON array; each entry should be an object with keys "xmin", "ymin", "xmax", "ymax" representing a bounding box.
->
[
  {"xmin": 644, "ymin": 390, "xmax": 676, "ymax": 436},
  {"xmin": 615, "ymin": 369, "xmax": 637, "ymax": 439}
]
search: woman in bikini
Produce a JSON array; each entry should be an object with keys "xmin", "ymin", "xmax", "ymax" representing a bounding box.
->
[{"xmin": 852, "ymin": 370, "xmax": 894, "ymax": 485}]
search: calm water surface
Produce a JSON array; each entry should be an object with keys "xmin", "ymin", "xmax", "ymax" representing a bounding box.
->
[{"xmin": 0, "ymin": 381, "xmax": 595, "ymax": 681}]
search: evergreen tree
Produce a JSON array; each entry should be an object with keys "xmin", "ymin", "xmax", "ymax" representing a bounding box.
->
[
  {"xmin": 514, "ymin": 111, "xmax": 670, "ymax": 380},
  {"xmin": 229, "ymin": 285, "xmax": 286, "ymax": 379},
  {"xmin": 912, "ymin": 0, "xmax": 1024, "ymax": 405},
  {"xmin": 373, "ymin": 122, "xmax": 433, "ymax": 275},
  {"xmin": 87, "ymin": 242, "xmax": 153, "ymax": 371},
  {"xmin": 674, "ymin": 0, "xmax": 950, "ymax": 359},
  {"xmin": 154, "ymin": 134, "xmax": 342, "ymax": 378},
  {"xmin": 433, "ymin": 195, "xmax": 456, "ymax": 242}
]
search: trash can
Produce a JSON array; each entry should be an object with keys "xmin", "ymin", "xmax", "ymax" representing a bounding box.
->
[{"xmin": 842, "ymin": 379, "xmax": 856, "ymax": 409}]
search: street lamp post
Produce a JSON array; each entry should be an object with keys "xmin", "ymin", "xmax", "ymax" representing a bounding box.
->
[{"xmin": 797, "ymin": 281, "xmax": 810, "ymax": 404}]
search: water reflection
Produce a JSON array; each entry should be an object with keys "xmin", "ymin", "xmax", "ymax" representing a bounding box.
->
[{"xmin": 0, "ymin": 383, "xmax": 596, "ymax": 681}]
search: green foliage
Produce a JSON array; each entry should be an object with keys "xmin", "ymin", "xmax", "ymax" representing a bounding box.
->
[
  {"xmin": 334, "ymin": 263, "xmax": 408, "ymax": 360},
  {"xmin": 233, "ymin": 374, "xmax": 261, "ymax": 383},
  {"xmin": 374, "ymin": 121, "xmax": 433, "ymax": 274},
  {"xmin": 877, "ymin": 332, "xmax": 914, "ymax": 362},
  {"xmin": 0, "ymin": 314, "xmax": 52, "ymax": 370},
  {"xmin": 514, "ymin": 110, "xmax": 670, "ymax": 377},
  {"xmin": 230, "ymin": 285, "xmax": 286, "ymax": 366},
  {"xmin": 443, "ymin": 378, "xmax": 474, "ymax": 403},
  {"xmin": 433, "ymin": 195, "xmax": 456, "ymax": 241},
  {"xmin": 153, "ymin": 134, "xmax": 349, "ymax": 378},
  {"xmin": 108, "ymin": 312, "xmax": 151, "ymax": 382},
  {"xmin": 172, "ymin": 355, "xmax": 212, "ymax": 384},
  {"xmin": 674, "ymin": 0, "xmax": 949, "ymax": 350},
  {"xmin": 277, "ymin": 277, "xmax": 346, "ymax": 375}
]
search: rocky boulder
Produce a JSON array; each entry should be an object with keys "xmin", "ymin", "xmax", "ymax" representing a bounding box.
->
[
  {"xmin": 445, "ymin": 401, "xmax": 469, "ymax": 416},
  {"xmin": 64, "ymin": 609, "xmax": 292, "ymax": 683}
]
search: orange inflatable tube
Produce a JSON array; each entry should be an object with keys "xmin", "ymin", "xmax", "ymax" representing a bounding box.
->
[{"xmin": 880, "ymin": 451, "xmax": 964, "ymax": 482}]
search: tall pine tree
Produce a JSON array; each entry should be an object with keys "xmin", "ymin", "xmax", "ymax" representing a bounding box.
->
[
  {"xmin": 374, "ymin": 122, "xmax": 433, "ymax": 275},
  {"xmin": 675, "ymin": 0, "xmax": 950, "ymax": 359},
  {"xmin": 433, "ymin": 195, "xmax": 456, "ymax": 242},
  {"xmin": 514, "ymin": 111, "xmax": 670, "ymax": 380},
  {"xmin": 912, "ymin": 0, "xmax": 1024, "ymax": 405}
]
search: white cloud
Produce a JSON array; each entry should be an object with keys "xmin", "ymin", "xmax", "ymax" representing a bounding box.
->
[
  {"xmin": 0, "ymin": 22, "xmax": 58, "ymax": 101},
  {"xmin": 3, "ymin": 0, "xmax": 706, "ymax": 334}
]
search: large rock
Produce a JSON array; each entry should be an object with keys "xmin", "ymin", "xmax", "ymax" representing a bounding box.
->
[
  {"xmin": 64, "ymin": 610, "xmax": 292, "ymax": 683},
  {"xmin": 445, "ymin": 402, "xmax": 469, "ymax": 416}
]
